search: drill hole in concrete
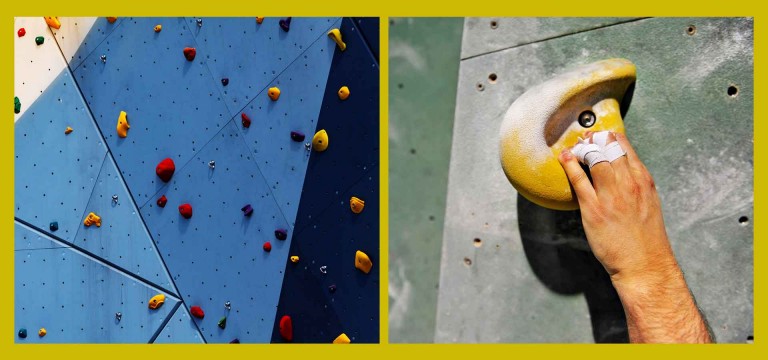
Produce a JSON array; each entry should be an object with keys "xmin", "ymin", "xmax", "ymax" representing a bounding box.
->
[
  {"xmin": 463, "ymin": 257, "xmax": 472, "ymax": 266},
  {"xmin": 476, "ymin": 82, "xmax": 485, "ymax": 91},
  {"xmin": 488, "ymin": 73, "xmax": 498, "ymax": 84},
  {"xmin": 739, "ymin": 216, "xmax": 749, "ymax": 225},
  {"xmin": 728, "ymin": 85, "xmax": 739, "ymax": 97},
  {"xmin": 686, "ymin": 25, "xmax": 697, "ymax": 35},
  {"xmin": 490, "ymin": 20, "xmax": 498, "ymax": 29},
  {"xmin": 473, "ymin": 238, "xmax": 482, "ymax": 248}
]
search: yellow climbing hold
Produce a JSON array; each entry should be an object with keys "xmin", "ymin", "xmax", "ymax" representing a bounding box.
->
[
  {"xmin": 290, "ymin": 256, "xmax": 299, "ymax": 263},
  {"xmin": 333, "ymin": 333, "xmax": 351, "ymax": 344},
  {"xmin": 107, "ymin": 17, "xmax": 118, "ymax": 24},
  {"xmin": 64, "ymin": 126, "xmax": 73, "ymax": 135},
  {"xmin": 44, "ymin": 17, "xmax": 61, "ymax": 30},
  {"xmin": 116, "ymin": 111, "xmax": 130, "ymax": 138},
  {"xmin": 38, "ymin": 328, "xmax": 47, "ymax": 337},
  {"xmin": 327, "ymin": 28, "xmax": 346, "ymax": 51},
  {"xmin": 148, "ymin": 294, "xmax": 166, "ymax": 309},
  {"xmin": 338, "ymin": 86, "xmax": 350, "ymax": 100},
  {"xmin": 355, "ymin": 250, "xmax": 372, "ymax": 274},
  {"xmin": 312, "ymin": 129, "xmax": 329, "ymax": 152},
  {"xmin": 83, "ymin": 212, "xmax": 101, "ymax": 227},
  {"xmin": 350, "ymin": 196, "xmax": 365, "ymax": 214},
  {"xmin": 268, "ymin": 87, "xmax": 281, "ymax": 101},
  {"xmin": 154, "ymin": 24, "xmax": 162, "ymax": 32}
]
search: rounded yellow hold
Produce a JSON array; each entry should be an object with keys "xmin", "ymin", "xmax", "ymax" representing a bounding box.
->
[
  {"xmin": 44, "ymin": 17, "xmax": 61, "ymax": 30},
  {"xmin": 268, "ymin": 87, "xmax": 281, "ymax": 101},
  {"xmin": 290, "ymin": 256, "xmax": 299, "ymax": 263},
  {"xmin": 499, "ymin": 58, "xmax": 636, "ymax": 210},
  {"xmin": 38, "ymin": 328, "xmax": 47, "ymax": 337},
  {"xmin": 327, "ymin": 28, "xmax": 346, "ymax": 51},
  {"xmin": 333, "ymin": 333, "xmax": 351, "ymax": 344},
  {"xmin": 116, "ymin": 111, "xmax": 130, "ymax": 138},
  {"xmin": 154, "ymin": 24, "xmax": 162, "ymax": 32},
  {"xmin": 83, "ymin": 212, "xmax": 101, "ymax": 227},
  {"xmin": 338, "ymin": 86, "xmax": 350, "ymax": 100},
  {"xmin": 350, "ymin": 196, "xmax": 365, "ymax": 214},
  {"xmin": 148, "ymin": 294, "xmax": 166, "ymax": 309},
  {"xmin": 312, "ymin": 129, "xmax": 329, "ymax": 152},
  {"xmin": 354, "ymin": 250, "xmax": 372, "ymax": 274},
  {"xmin": 64, "ymin": 126, "xmax": 73, "ymax": 135}
]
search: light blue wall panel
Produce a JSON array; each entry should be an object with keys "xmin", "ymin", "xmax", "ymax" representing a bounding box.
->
[{"xmin": 153, "ymin": 306, "xmax": 204, "ymax": 343}]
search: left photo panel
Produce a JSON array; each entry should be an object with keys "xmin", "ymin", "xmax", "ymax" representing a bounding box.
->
[{"xmin": 13, "ymin": 17, "xmax": 380, "ymax": 344}]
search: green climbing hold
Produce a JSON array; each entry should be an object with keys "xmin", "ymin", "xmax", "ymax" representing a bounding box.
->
[
  {"xmin": 18, "ymin": 328, "xmax": 27, "ymax": 338},
  {"xmin": 14, "ymin": 97, "xmax": 21, "ymax": 114},
  {"xmin": 218, "ymin": 316, "xmax": 227, "ymax": 329},
  {"xmin": 35, "ymin": 36, "xmax": 44, "ymax": 45}
]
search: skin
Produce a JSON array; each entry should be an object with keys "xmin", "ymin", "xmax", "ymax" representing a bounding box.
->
[{"xmin": 557, "ymin": 131, "xmax": 713, "ymax": 344}]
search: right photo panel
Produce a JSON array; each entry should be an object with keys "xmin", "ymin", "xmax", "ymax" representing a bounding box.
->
[{"xmin": 389, "ymin": 17, "xmax": 753, "ymax": 343}]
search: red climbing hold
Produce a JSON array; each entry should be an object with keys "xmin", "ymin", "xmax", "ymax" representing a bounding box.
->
[
  {"xmin": 17, "ymin": 28, "xmax": 26, "ymax": 37},
  {"xmin": 156, "ymin": 158, "xmax": 176, "ymax": 182},
  {"xmin": 179, "ymin": 203, "xmax": 193, "ymax": 219},
  {"xmin": 241, "ymin": 113, "xmax": 251, "ymax": 128},
  {"xmin": 275, "ymin": 229, "xmax": 287, "ymax": 240},
  {"xmin": 183, "ymin": 47, "xmax": 196, "ymax": 61},
  {"xmin": 157, "ymin": 195, "xmax": 167, "ymax": 208},
  {"xmin": 263, "ymin": 242, "xmax": 272, "ymax": 252},
  {"xmin": 190, "ymin": 305, "xmax": 205, "ymax": 319},
  {"xmin": 279, "ymin": 315, "xmax": 293, "ymax": 342}
]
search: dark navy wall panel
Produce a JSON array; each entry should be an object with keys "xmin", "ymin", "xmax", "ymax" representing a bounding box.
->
[
  {"xmin": 237, "ymin": 20, "xmax": 338, "ymax": 229},
  {"xmin": 352, "ymin": 17, "xmax": 380, "ymax": 62},
  {"xmin": 140, "ymin": 122, "xmax": 292, "ymax": 343},
  {"xmin": 272, "ymin": 17, "xmax": 380, "ymax": 343},
  {"xmin": 15, "ymin": 221, "xmax": 181, "ymax": 343},
  {"xmin": 73, "ymin": 156, "xmax": 176, "ymax": 292},
  {"xmin": 186, "ymin": 17, "xmax": 339, "ymax": 115},
  {"xmin": 73, "ymin": 17, "xmax": 234, "ymax": 206},
  {"xmin": 15, "ymin": 69, "xmax": 108, "ymax": 243}
]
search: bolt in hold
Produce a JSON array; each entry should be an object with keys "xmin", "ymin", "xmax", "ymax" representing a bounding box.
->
[{"xmin": 578, "ymin": 110, "xmax": 596, "ymax": 128}]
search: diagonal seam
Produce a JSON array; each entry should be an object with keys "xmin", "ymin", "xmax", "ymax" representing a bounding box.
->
[
  {"xmin": 148, "ymin": 301, "xmax": 182, "ymax": 343},
  {"xmin": 53, "ymin": 17, "xmax": 127, "ymax": 73},
  {"xmin": 460, "ymin": 17, "xmax": 650, "ymax": 61}
]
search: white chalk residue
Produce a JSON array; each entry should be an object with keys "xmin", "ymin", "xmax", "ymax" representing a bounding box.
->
[
  {"xmin": 389, "ymin": 41, "xmax": 427, "ymax": 72},
  {"xmin": 388, "ymin": 259, "xmax": 412, "ymax": 331},
  {"xmin": 675, "ymin": 21, "xmax": 753, "ymax": 86}
]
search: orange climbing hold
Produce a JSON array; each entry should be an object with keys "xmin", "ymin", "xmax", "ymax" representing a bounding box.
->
[
  {"xmin": 350, "ymin": 196, "xmax": 365, "ymax": 214},
  {"xmin": 290, "ymin": 256, "xmax": 299, "ymax": 263},
  {"xmin": 355, "ymin": 250, "xmax": 372, "ymax": 274},
  {"xmin": 148, "ymin": 294, "xmax": 166, "ymax": 309},
  {"xmin": 64, "ymin": 126, "xmax": 73, "ymax": 134},
  {"xmin": 44, "ymin": 17, "xmax": 61, "ymax": 29},
  {"xmin": 338, "ymin": 86, "xmax": 350, "ymax": 100},
  {"xmin": 190, "ymin": 305, "xmax": 205, "ymax": 319},
  {"xmin": 106, "ymin": 17, "xmax": 118, "ymax": 24},
  {"xmin": 116, "ymin": 111, "xmax": 130, "ymax": 138},
  {"xmin": 179, "ymin": 203, "xmax": 193, "ymax": 219},
  {"xmin": 333, "ymin": 333, "xmax": 351, "ymax": 344},
  {"xmin": 256, "ymin": 17, "xmax": 265, "ymax": 24},
  {"xmin": 279, "ymin": 315, "xmax": 293, "ymax": 341},
  {"xmin": 83, "ymin": 212, "xmax": 101, "ymax": 227},
  {"xmin": 183, "ymin": 47, "xmax": 196, "ymax": 61},
  {"xmin": 327, "ymin": 28, "xmax": 346, "ymax": 51},
  {"xmin": 38, "ymin": 328, "xmax": 47, "ymax": 337},
  {"xmin": 154, "ymin": 24, "xmax": 162, "ymax": 32},
  {"xmin": 268, "ymin": 87, "xmax": 281, "ymax": 101},
  {"xmin": 156, "ymin": 158, "xmax": 176, "ymax": 182}
]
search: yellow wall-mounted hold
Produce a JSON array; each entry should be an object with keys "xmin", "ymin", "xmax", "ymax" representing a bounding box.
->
[
  {"xmin": 44, "ymin": 17, "xmax": 61, "ymax": 29},
  {"xmin": 256, "ymin": 17, "xmax": 265, "ymax": 24},
  {"xmin": 107, "ymin": 17, "xmax": 118, "ymax": 24},
  {"xmin": 338, "ymin": 86, "xmax": 350, "ymax": 100},
  {"xmin": 290, "ymin": 256, "xmax": 299, "ymax": 263},
  {"xmin": 64, "ymin": 126, "xmax": 73, "ymax": 134},
  {"xmin": 268, "ymin": 87, "xmax": 281, "ymax": 101},
  {"xmin": 312, "ymin": 129, "xmax": 329, "ymax": 152},
  {"xmin": 117, "ymin": 111, "xmax": 130, "ymax": 138},
  {"xmin": 148, "ymin": 294, "xmax": 166, "ymax": 309},
  {"xmin": 355, "ymin": 250, "xmax": 372, "ymax": 274},
  {"xmin": 327, "ymin": 28, "xmax": 346, "ymax": 51},
  {"xmin": 350, "ymin": 196, "xmax": 365, "ymax": 214},
  {"xmin": 333, "ymin": 333, "xmax": 351, "ymax": 344},
  {"xmin": 83, "ymin": 212, "xmax": 101, "ymax": 227},
  {"xmin": 38, "ymin": 328, "xmax": 47, "ymax": 337},
  {"xmin": 154, "ymin": 24, "xmax": 162, "ymax": 32},
  {"xmin": 499, "ymin": 58, "xmax": 636, "ymax": 210}
]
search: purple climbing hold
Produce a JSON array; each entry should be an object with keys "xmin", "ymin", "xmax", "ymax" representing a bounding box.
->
[
  {"xmin": 241, "ymin": 204, "xmax": 253, "ymax": 217},
  {"xmin": 274, "ymin": 228, "xmax": 287, "ymax": 240},
  {"xmin": 329, "ymin": 284, "xmax": 337, "ymax": 293},
  {"xmin": 290, "ymin": 131, "xmax": 305, "ymax": 142},
  {"xmin": 221, "ymin": 78, "xmax": 229, "ymax": 86},
  {"xmin": 279, "ymin": 17, "xmax": 291, "ymax": 32},
  {"xmin": 230, "ymin": 338, "xmax": 240, "ymax": 344}
]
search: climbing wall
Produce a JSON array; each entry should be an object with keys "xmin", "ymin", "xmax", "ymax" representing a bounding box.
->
[
  {"xmin": 15, "ymin": 16, "xmax": 379, "ymax": 343},
  {"xmin": 435, "ymin": 17, "xmax": 753, "ymax": 343}
]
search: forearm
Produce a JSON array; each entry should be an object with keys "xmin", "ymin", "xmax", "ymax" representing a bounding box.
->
[{"xmin": 612, "ymin": 265, "xmax": 713, "ymax": 343}]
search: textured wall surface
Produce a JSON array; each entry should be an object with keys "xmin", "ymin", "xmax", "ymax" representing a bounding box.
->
[
  {"xmin": 436, "ymin": 17, "xmax": 753, "ymax": 343},
  {"xmin": 14, "ymin": 16, "xmax": 379, "ymax": 343}
]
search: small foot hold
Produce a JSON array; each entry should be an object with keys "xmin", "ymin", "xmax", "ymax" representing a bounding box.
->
[
  {"xmin": 148, "ymin": 294, "xmax": 165, "ymax": 309},
  {"xmin": 156, "ymin": 195, "xmax": 167, "ymax": 208},
  {"xmin": 156, "ymin": 158, "xmax": 176, "ymax": 182},
  {"xmin": 83, "ymin": 212, "xmax": 102, "ymax": 227},
  {"xmin": 355, "ymin": 250, "xmax": 372, "ymax": 274},
  {"xmin": 338, "ymin": 86, "xmax": 350, "ymax": 100},
  {"xmin": 279, "ymin": 17, "xmax": 291, "ymax": 32},
  {"xmin": 178, "ymin": 203, "xmax": 193, "ymax": 219},
  {"xmin": 333, "ymin": 333, "xmax": 351, "ymax": 344},
  {"xmin": 327, "ymin": 28, "xmax": 346, "ymax": 51},
  {"xmin": 350, "ymin": 196, "xmax": 365, "ymax": 214},
  {"xmin": 279, "ymin": 315, "xmax": 293, "ymax": 341},
  {"xmin": 116, "ymin": 111, "xmax": 129, "ymax": 138},
  {"xmin": 44, "ymin": 17, "xmax": 61, "ymax": 29},
  {"xmin": 190, "ymin": 305, "xmax": 205, "ymax": 319},
  {"xmin": 268, "ymin": 87, "xmax": 281, "ymax": 101}
]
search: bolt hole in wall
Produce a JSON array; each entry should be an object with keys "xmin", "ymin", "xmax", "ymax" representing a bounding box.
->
[
  {"xmin": 728, "ymin": 85, "xmax": 739, "ymax": 97},
  {"xmin": 488, "ymin": 73, "xmax": 498, "ymax": 84},
  {"xmin": 686, "ymin": 24, "xmax": 697, "ymax": 35},
  {"xmin": 739, "ymin": 216, "xmax": 749, "ymax": 225}
]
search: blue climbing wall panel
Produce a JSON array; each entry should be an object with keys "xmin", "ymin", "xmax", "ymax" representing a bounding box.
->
[
  {"xmin": 15, "ymin": 17, "xmax": 378, "ymax": 343},
  {"xmin": 272, "ymin": 17, "xmax": 380, "ymax": 343},
  {"xmin": 15, "ymin": 221, "xmax": 182, "ymax": 343}
]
